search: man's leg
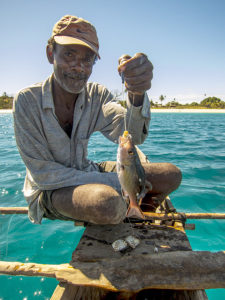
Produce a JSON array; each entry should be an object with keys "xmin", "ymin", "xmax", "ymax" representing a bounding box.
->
[
  {"xmin": 51, "ymin": 184, "xmax": 127, "ymax": 224},
  {"xmin": 48, "ymin": 162, "xmax": 181, "ymax": 224},
  {"xmin": 141, "ymin": 162, "xmax": 182, "ymax": 211}
]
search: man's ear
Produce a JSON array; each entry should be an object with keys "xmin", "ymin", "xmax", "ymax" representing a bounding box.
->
[{"xmin": 46, "ymin": 45, "xmax": 54, "ymax": 64}]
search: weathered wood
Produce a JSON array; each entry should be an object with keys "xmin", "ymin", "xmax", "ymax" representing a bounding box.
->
[
  {"xmin": 1, "ymin": 206, "xmax": 224, "ymax": 220},
  {"xmin": 184, "ymin": 223, "xmax": 196, "ymax": 230},
  {"xmin": 0, "ymin": 251, "xmax": 225, "ymax": 290},
  {"xmin": 185, "ymin": 212, "xmax": 225, "ymax": 219},
  {"xmin": 72, "ymin": 222, "xmax": 191, "ymax": 263},
  {"xmin": 0, "ymin": 207, "xmax": 28, "ymax": 214},
  {"xmin": 51, "ymin": 283, "xmax": 109, "ymax": 300},
  {"xmin": 51, "ymin": 198, "xmax": 208, "ymax": 299},
  {"xmin": 50, "ymin": 283, "xmax": 208, "ymax": 300},
  {"xmin": 143, "ymin": 211, "xmax": 225, "ymax": 220}
]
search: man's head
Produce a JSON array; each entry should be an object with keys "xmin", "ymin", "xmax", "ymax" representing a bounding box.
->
[{"xmin": 47, "ymin": 15, "xmax": 100, "ymax": 94}]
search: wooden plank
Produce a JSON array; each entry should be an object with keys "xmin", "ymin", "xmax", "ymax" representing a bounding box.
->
[
  {"xmin": 50, "ymin": 283, "xmax": 109, "ymax": 300},
  {"xmin": 51, "ymin": 283, "xmax": 208, "ymax": 300},
  {"xmin": 0, "ymin": 251, "xmax": 225, "ymax": 290},
  {"xmin": 72, "ymin": 222, "xmax": 191, "ymax": 263}
]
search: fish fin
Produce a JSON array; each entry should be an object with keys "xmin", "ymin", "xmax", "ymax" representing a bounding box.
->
[
  {"xmin": 138, "ymin": 197, "xmax": 143, "ymax": 207},
  {"xmin": 137, "ymin": 181, "xmax": 153, "ymax": 206},
  {"xmin": 121, "ymin": 190, "xmax": 130, "ymax": 206},
  {"xmin": 126, "ymin": 206, "xmax": 145, "ymax": 219}
]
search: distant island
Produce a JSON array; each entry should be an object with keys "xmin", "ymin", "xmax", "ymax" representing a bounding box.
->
[
  {"xmin": 1, "ymin": 92, "xmax": 225, "ymax": 110},
  {"xmin": 118, "ymin": 95, "xmax": 225, "ymax": 110},
  {"xmin": 150, "ymin": 95, "xmax": 225, "ymax": 109},
  {"xmin": 0, "ymin": 93, "xmax": 13, "ymax": 109}
]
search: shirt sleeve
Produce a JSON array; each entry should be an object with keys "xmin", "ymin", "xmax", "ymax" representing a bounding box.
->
[
  {"xmin": 94, "ymin": 86, "xmax": 151, "ymax": 145},
  {"xmin": 13, "ymin": 92, "xmax": 120, "ymax": 192}
]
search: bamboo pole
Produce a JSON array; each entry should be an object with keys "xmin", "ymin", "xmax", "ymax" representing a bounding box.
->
[
  {"xmin": 1, "ymin": 251, "xmax": 225, "ymax": 290},
  {"xmin": 0, "ymin": 207, "xmax": 28, "ymax": 214},
  {"xmin": 144, "ymin": 212, "xmax": 225, "ymax": 220},
  {"xmin": 1, "ymin": 207, "xmax": 225, "ymax": 220}
]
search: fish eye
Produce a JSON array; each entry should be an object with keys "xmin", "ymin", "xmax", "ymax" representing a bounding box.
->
[{"xmin": 128, "ymin": 150, "xmax": 134, "ymax": 155}]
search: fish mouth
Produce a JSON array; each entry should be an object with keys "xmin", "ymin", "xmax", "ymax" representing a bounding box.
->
[{"xmin": 119, "ymin": 134, "xmax": 131, "ymax": 145}]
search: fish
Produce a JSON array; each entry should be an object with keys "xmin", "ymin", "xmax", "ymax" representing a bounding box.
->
[{"xmin": 117, "ymin": 131, "xmax": 152, "ymax": 219}]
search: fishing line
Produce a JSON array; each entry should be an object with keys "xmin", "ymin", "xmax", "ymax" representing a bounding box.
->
[
  {"xmin": 121, "ymin": 73, "xmax": 127, "ymax": 131},
  {"xmin": 121, "ymin": 73, "xmax": 134, "ymax": 133},
  {"xmin": 5, "ymin": 215, "xmax": 14, "ymax": 258},
  {"xmin": 127, "ymin": 95, "xmax": 135, "ymax": 133}
]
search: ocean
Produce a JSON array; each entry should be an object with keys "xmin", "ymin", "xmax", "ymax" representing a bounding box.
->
[{"xmin": 0, "ymin": 112, "xmax": 225, "ymax": 299}]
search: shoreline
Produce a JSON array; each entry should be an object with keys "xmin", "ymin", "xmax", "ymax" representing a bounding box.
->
[
  {"xmin": 151, "ymin": 108, "xmax": 225, "ymax": 113},
  {"xmin": 1, "ymin": 108, "xmax": 225, "ymax": 114}
]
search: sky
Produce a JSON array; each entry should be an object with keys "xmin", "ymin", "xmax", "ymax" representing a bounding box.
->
[{"xmin": 1, "ymin": 0, "xmax": 225, "ymax": 104}]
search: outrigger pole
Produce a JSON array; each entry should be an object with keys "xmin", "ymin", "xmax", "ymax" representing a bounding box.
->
[
  {"xmin": 1, "ymin": 251, "xmax": 225, "ymax": 290},
  {"xmin": 1, "ymin": 207, "xmax": 225, "ymax": 220}
]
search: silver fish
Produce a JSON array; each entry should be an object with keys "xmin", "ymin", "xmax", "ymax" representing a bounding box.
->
[{"xmin": 117, "ymin": 132, "xmax": 152, "ymax": 219}]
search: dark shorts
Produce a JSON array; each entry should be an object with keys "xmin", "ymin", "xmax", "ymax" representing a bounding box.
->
[
  {"xmin": 39, "ymin": 190, "xmax": 76, "ymax": 221},
  {"xmin": 39, "ymin": 161, "xmax": 117, "ymax": 221}
]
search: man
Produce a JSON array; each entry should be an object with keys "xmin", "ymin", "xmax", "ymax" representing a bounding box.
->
[{"xmin": 13, "ymin": 15, "xmax": 181, "ymax": 225}]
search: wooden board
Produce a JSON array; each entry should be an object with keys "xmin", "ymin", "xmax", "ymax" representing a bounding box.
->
[
  {"xmin": 51, "ymin": 199, "xmax": 209, "ymax": 299},
  {"xmin": 72, "ymin": 222, "xmax": 192, "ymax": 262}
]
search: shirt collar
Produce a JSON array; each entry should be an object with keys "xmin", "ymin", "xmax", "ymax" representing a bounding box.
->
[
  {"xmin": 41, "ymin": 74, "xmax": 86, "ymax": 110},
  {"xmin": 42, "ymin": 74, "xmax": 55, "ymax": 110}
]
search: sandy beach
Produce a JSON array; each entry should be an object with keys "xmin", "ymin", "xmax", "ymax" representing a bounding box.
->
[
  {"xmin": 1, "ymin": 108, "xmax": 225, "ymax": 114},
  {"xmin": 0, "ymin": 109, "xmax": 12, "ymax": 113},
  {"xmin": 151, "ymin": 109, "xmax": 225, "ymax": 113}
]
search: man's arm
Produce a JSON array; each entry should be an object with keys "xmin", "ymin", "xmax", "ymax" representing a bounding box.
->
[
  {"xmin": 13, "ymin": 92, "xmax": 120, "ymax": 192},
  {"xmin": 91, "ymin": 85, "xmax": 150, "ymax": 145}
]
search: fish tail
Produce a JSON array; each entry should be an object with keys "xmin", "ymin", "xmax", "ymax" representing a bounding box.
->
[{"xmin": 126, "ymin": 205, "xmax": 145, "ymax": 219}]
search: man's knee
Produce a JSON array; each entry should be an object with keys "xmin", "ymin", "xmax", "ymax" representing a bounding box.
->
[
  {"xmin": 167, "ymin": 163, "xmax": 182, "ymax": 189},
  {"xmin": 92, "ymin": 185, "xmax": 127, "ymax": 224}
]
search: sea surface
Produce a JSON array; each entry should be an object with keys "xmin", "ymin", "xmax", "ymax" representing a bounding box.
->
[{"xmin": 0, "ymin": 112, "xmax": 225, "ymax": 299}]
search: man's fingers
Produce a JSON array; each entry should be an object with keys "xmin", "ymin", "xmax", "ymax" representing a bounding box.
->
[
  {"xmin": 125, "ymin": 80, "xmax": 152, "ymax": 94},
  {"xmin": 118, "ymin": 54, "xmax": 132, "ymax": 72},
  {"xmin": 121, "ymin": 53, "xmax": 150, "ymax": 71},
  {"xmin": 118, "ymin": 52, "xmax": 153, "ymax": 94},
  {"xmin": 125, "ymin": 65, "xmax": 153, "ymax": 81}
]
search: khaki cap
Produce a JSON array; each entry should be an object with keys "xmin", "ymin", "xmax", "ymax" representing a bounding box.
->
[{"xmin": 52, "ymin": 15, "xmax": 100, "ymax": 58}]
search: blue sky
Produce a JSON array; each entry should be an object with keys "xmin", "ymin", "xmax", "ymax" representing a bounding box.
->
[{"xmin": 1, "ymin": 0, "xmax": 225, "ymax": 103}]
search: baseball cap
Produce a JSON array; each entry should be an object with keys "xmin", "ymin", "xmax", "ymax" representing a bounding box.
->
[{"xmin": 51, "ymin": 15, "xmax": 100, "ymax": 58}]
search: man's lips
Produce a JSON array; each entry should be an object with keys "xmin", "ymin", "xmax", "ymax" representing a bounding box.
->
[{"xmin": 64, "ymin": 73, "xmax": 87, "ymax": 81}]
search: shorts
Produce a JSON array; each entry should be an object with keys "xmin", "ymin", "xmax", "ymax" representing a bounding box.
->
[
  {"xmin": 39, "ymin": 190, "xmax": 76, "ymax": 221},
  {"xmin": 39, "ymin": 161, "xmax": 117, "ymax": 221}
]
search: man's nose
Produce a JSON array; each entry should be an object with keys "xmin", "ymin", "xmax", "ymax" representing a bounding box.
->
[{"xmin": 69, "ymin": 59, "xmax": 85, "ymax": 72}]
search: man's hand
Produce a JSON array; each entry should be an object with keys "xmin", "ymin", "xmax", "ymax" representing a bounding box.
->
[{"xmin": 118, "ymin": 53, "xmax": 153, "ymax": 106}]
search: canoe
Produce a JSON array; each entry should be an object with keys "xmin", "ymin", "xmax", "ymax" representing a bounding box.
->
[{"xmin": 51, "ymin": 197, "xmax": 209, "ymax": 300}]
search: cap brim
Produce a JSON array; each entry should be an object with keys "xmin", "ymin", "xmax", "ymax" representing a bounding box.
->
[{"xmin": 54, "ymin": 36, "xmax": 100, "ymax": 59}]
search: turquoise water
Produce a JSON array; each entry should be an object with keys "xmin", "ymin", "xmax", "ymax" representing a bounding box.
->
[{"xmin": 0, "ymin": 112, "xmax": 225, "ymax": 299}]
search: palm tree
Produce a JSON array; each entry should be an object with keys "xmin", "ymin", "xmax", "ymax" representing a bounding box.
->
[{"xmin": 159, "ymin": 95, "xmax": 165, "ymax": 106}]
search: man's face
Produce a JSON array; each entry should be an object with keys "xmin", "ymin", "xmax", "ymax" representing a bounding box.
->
[{"xmin": 50, "ymin": 44, "xmax": 96, "ymax": 94}]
